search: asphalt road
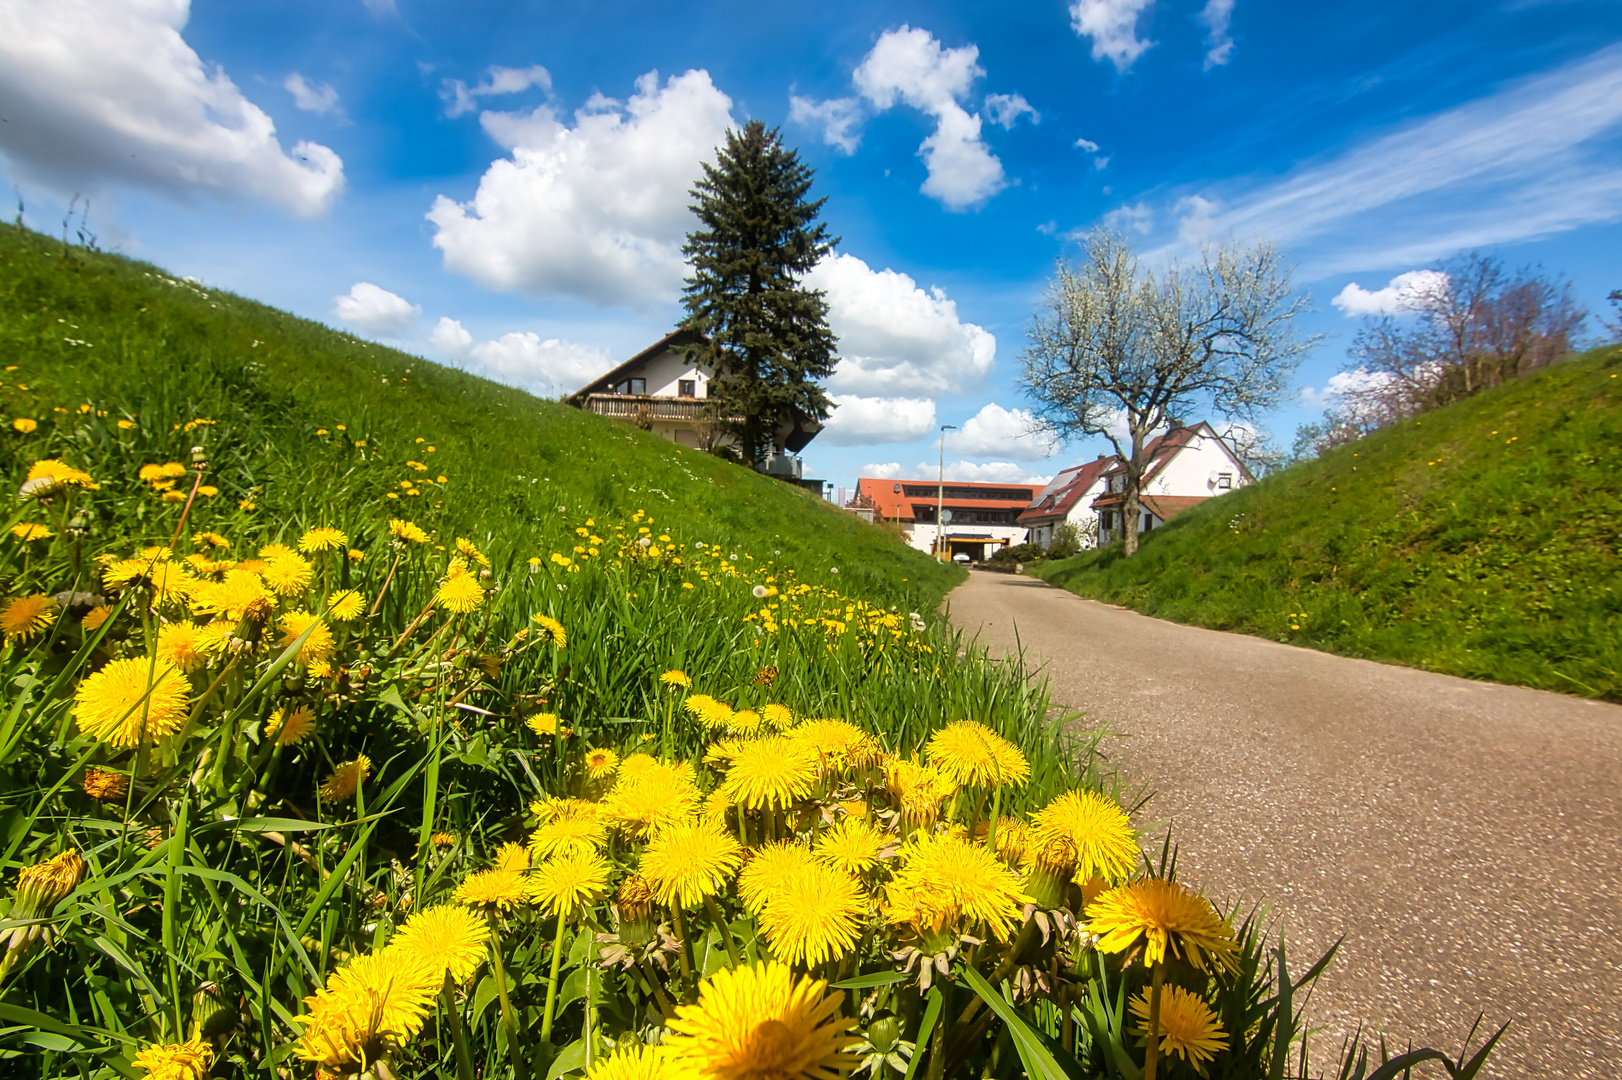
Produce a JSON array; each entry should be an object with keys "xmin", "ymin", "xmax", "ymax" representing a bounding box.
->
[{"xmin": 946, "ymin": 569, "xmax": 1622, "ymax": 1078}]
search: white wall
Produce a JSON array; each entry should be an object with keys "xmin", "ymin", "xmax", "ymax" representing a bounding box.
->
[
  {"xmin": 904, "ymin": 522, "xmax": 1027, "ymax": 555},
  {"xmin": 635, "ymin": 348, "xmax": 711, "ymax": 398},
  {"xmin": 1146, "ymin": 432, "xmax": 1245, "ymax": 497}
]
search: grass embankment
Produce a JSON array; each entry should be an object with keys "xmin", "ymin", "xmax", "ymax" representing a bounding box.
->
[
  {"xmin": 0, "ymin": 223, "xmax": 960, "ymax": 610},
  {"xmin": 1035, "ymin": 345, "xmax": 1622, "ymax": 700}
]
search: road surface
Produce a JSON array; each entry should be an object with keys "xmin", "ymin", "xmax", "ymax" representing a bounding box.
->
[{"xmin": 946, "ymin": 569, "xmax": 1622, "ymax": 1078}]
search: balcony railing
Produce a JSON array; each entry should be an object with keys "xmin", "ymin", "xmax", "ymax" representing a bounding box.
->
[{"xmin": 581, "ymin": 394, "xmax": 713, "ymax": 421}]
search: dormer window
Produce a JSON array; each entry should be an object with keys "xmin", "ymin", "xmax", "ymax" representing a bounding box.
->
[{"xmin": 1217, "ymin": 473, "xmax": 1232, "ymax": 490}]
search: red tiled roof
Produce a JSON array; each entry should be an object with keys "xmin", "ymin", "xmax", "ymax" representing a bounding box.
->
[
  {"xmin": 1097, "ymin": 422, "xmax": 1253, "ymax": 487},
  {"xmin": 1016, "ymin": 457, "xmax": 1117, "ymax": 525},
  {"xmin": 854, "ymin": 478, "xmax": 1038, "ymax": 522}
]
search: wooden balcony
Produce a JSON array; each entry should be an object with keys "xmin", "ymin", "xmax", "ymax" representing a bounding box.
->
[{"xmin": 579, "ymin": 394, "xmax": 724, "ymax": 422}]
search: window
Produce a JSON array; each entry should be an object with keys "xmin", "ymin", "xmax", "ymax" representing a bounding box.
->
[
  {"xmin": 629, "ymin": 378, "xmax": 646, "ymax": 396},
  {"xmin": 1217, "ymin": 473, "xmax": 1232, "ymax": 490},
  {"xmin": 678, "ymin": 379, "xmax": 696, "ymax": 398}
]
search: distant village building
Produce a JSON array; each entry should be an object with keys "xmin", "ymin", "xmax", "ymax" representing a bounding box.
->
[
  {"xmin": 567, "ymin": 328, "xmax": 824, "ymax": 492},
  {"xmin": 852, "ymin": 477, "xmax": 1039, "ymax": 562},
  {"xmin": 1016, "ymin": 457, "xmax": 1114, "ymax": 550},
  {"xmin": 1089, "ymin": 423, "xmax": 1252, "ymax": 543}
]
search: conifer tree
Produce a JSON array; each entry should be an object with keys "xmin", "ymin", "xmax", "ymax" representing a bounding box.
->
[{"xmin": 682, "ymin": 121, "xmax": 838, "ymax": 467}]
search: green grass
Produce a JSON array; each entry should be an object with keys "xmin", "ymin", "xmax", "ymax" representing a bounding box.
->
[
  {"xmin": 1035, "ymin": 344, "xmax": 1622, "ymax": 701},
  {"xmin": 0, "ymin": 223, "xmax": 959, "ymax": 611}
]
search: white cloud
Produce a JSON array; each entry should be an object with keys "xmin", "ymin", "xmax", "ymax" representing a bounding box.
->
[
  {"xmin": 1299, "ymin": 367, "xmax": 1399, "ymax": 408},
  {"xmin": 441, "ymin": 65, "xmax": 553, "ymax": 119},
  {"xmin": 332, "ymin": 282, "xmax": 420, "ymax": 337},
  {"xmin": 1330, "ymin": 269, "xmax": 1449, "ymax": 316},
  {"xmin": 860, "ymin": 461, "xmax": 1054, "ymax": 484},
  {"xmin": 0, "ymin": 0, "xmax": 344, "ymax": 217},
  {"xmin": 821, "ymin": 395, "xmax": 938, "ymax": 446},
  {"xmin": 285, "ymin": 73, "xmax": 340, "ymax": 116},
  {"xmin": 361, "ymin": 0, "xmax": 397, "ymax": 16},
  {"xmin": 984, "ymin": 92, "xmax": 1039, "ymax": 129},
  {"xmin": 853, "ymin": 26, "xmax": 1007, "ymax": 210},
  {"xmin": 1151, "ymin": 44, "xmax": 1622, "ymax": 274},
  {"xmin": 1102, "ymin": 202, "xmax": 1154, "ymax": 235},
  {"xmin": 428, "ymin": 316, "xmax": 474, "ymax": 354},
  {"xmin": 946, "ymin": 403, "xmax": 1060, "ymax": 461},
  {"xmin": 789, "ymin": 95, "xmax": 864, "ymax": 154},
  {"xmin": 1075, "ymin": 137, "xmax": 1101, "ymax": 153},
  {"xmin": 426, "ymin": 69, "xmax": 735, "ymax": 306},
  {"xmin": 466, "ymin": 333, "xmax": 612, "ymax": 397},
  {"xmin": 1175, "ymin": 194, "xmax": 1220, "ymax": 244},
  {"xmin": 806, "ymin": 253, "xmax": 996, "ymax": 397},
  {"xmin": 1069, "ymin": 0, "xmax": 1157, "ymax": 72},
  {"xmin": 1198, "ymin": 0, "xmax": 1236, "ymax": 69}
]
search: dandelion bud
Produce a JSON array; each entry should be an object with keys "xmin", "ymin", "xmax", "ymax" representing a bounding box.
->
[
  {"xmin": 190, "ymin": 982, "xmax": 236, "ymax": 1039},
  {"xmin": 479, "ymin": 568, "xmax": 491, "ymax": 580},
  {"xmin": 82, "ymin": 768, "xmax": 129, "ymax": 801},
  {"xmin": 1, "ymin": 850, "xmax": 86, "ymax": 979}
]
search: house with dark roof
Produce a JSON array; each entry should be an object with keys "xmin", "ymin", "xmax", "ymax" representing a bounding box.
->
[
  {"xmin": 851, "ymin": 477, "xmax": 1040, "ymax": 563},
  {"xmin": 1090, "ymin": 422, "xmax": 1253, "ymax": 542},
  {"xmin": 1016, "ymin": 456, "xmax": 1117, "ymax": 550},
  {"xmin": 566, "ymin": 328, "xmax": 822, "ymax": 487}
]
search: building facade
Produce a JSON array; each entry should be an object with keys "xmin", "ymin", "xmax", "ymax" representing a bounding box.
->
[
  {"xmin": 1016, "ymin": 457, "xmax": 1115, "ymax": 550},
  {"xmin": 852, "ymin": 477, "xmax": 1039, "ymax": 562},
  {"xmin": 1091, "ymin": 423, "xmax": 1253, "ymax": 542}
]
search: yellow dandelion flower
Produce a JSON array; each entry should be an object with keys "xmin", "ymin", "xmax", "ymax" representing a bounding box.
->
[
  {"xmin": 585, "ymin": 1043, "xmax": 690, "ymax": 1080},
  {"xmin": 280, "ymin": 611, "xmax": 335, "ymax": 666},
  {"xmin": 641, "ymin": 819, "xmax": 744, "ymax": 909},
  {"xmin": 528, "ymin": 814, "xmax": 609, "ymax": 860},
  {"xmin": 390, "ymin": 904, "xmax": 488, "ymax": 984},
  {"xmin": 388, "ymin": 518, "xmax": 429, "ymax": 544},
  {"xmin": 738, "ymin": 842, "xmax": 817, "ymax": 916},
  {"xmin": 189, "ymin": 568, "xmax": 274, "ymax": 623},
  {"xmin": 10, "ymin": 522, "xmax": 52, "ymax": 542},
  {"xmin": 814, "ymin": 817, "xmax": 888, "ymax": 875},
  {"xmin": 666, "ymin": 962, "xmax": 860, "ymax": 1080},
  {"xmin": 293, "ymin": 950, "xmax": 436, "ymax": 1070},
  {"xmin": 327, "ymin": 589, "xmax": 365, "ymax": 621},
  {"xmin": 74, "ymin": 657, "xmax": 190, "ymax": 748},
  {"xmin": 720, "ymin": 736, "xmax": 818, "ymax": 811},
  {"xmin": 532, "ymin": 850, "xmax": 610, "ymax": 920},
  {"xmin": 604, "ymin": 763, "xmax": 701, "ymax": 839},
  {"xmin": 454, "ymin": 537, "xmax": 491, "ymax": 567},
  {"xmin": 532, "ymin": 613, "xmax": 567, "ymax": 647},
  {"xmin": 131, "ymin": 1038, "xmax": 214, "ymax": 1080},
  {"xmin": 1086, "ymin": 879, "xmax": 1239, "ymax": 973},
  {"xmin": 887, "ymin": 831, "xmax": 1028, "ymax": 942},
  {"xmin": 454, "ymin": 867, "xmax": 536, "ymax": 913},
  {"xmin": 985, "ymin": 816, "xmax": 1033, "ymax": 866},
  {"xmin": 789, "ymin": 720, "xmax": 882, "ymax": 773},
  {"xmin": 13, "ymin": 850, "xmax": 87, "ymax": 917},
  {"xmin": 83, "ymin": 767, "xmax": 129, "ymax": 801},
  {"xmin": 265, "ymin": 705, "xmax": 315, "ymax": 746},
  {"xmin": 12, "ymin": 418, "xmax": 37, "ymax": 434},
  {"xmin": 195, "ymin": 531, "xmax": 230, "ymax": 549},
  {"xmin": 298, "ymin": 527, "xmax": 349, "ymax": 553},
  {"xmin": 156, "ymin": 620, "xmax": 216, "ymax": 673},
  {"xmin": 435, "ymin": 572, "xmax": 484, "ymax": 613},
  {"xmin": 926, "ymin": 721, "xmax": 1029, "ymax": 789},
  {"xmin": 1129, "ymin": 984, "xmax": 1228, "ymax": 1070},
  {"xmin": 883, "ymin": 758, "xmax": 957, "ymax": 828},
  {"xmin": 757, "ymin": 862, "xmax": 865, "ymax": 968},
  {"xmin": 24, "ymin": 458, "xmax": 98, "ymax": 494},
  {"xmin": 1030, "ymin": 789, "xmax": 1138, "ymax": 882},
  {"xmin": 494, "ymin": 841, "xmax": 531, "ymax": 872},
  {"xmin": 660, "ymin": 669, "xmax": 691, "ymax": 689},
  {"xmin": 432, "ymin": 832, "xmax": 457, "ymax": 847},
  {"xmin": 81, "ymin": 605, "xmax": 113, "ymax": 632},
  {"xmin": 262, "ymin": 552, "xmax": 313, "ymax": 597},
  {"xmin": 319, "ymin": 756, "xmax": 371, "ymax": 803},
  {"xmin": 762, "ymin": 703, "xmax": 793, "ymax": 728},
  {"xmin": 585, "ymin": 747, "xmax": 619, "ymax": 780},
  {"xmin": 527, "ymin": 712, "xmax": 563, "ymax": 737},
  {"xmin": 1, "ymin": 594, "xmax": 56, "ymax": 643}
]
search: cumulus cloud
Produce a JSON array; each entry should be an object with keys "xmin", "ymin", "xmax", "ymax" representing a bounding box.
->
[
  {"xmin": 285, "ymin": 73, "xmax": 340, "ymax": 116},
  {"xmin": 789, "ymin": 95, "xmax": 864, "ymax": 154},
  {"xmin": 441, "ymin": 65, "xmax": 553, "ymax": 119},
  {"xmin": 1175, "ymin": 194, "xmax": 1220, "ymax": 244},
  {"xmin": 860, "ymin": 460, "xmax": 1054, "ymax": 484},
  {"xmin": 0, "ymin": 0, "xmax": 344, "ymax": 216},
  {"xmin": 1198, "ymin": 0, "xmax": 1236, "ymax": 69},
  {"xmin": 1330, "ymin": 269, "xmax": 1449, "ymax": 317},
  {"xmin": 1069, "ymin": 0, "xmax": 1157, "ymax": 72},
  {"xmin": 984, "ymin": 92, "xmax": 1039, "ymax": 129},
  {"xmin": 806, "ymin": 253, "xmax": 996, "ymax": 397},
  {"xmin": 1299, "ymin": 367, "xmax": 1399, "ymax": 408},
  {"xmin": 1102, "ymin": 202, "xmax": 1154, "ymax": 235},
  {"xmin": 427, "ymin": 69, "xmax": 735, "ymax": 306},
  {"xmin": 428, "ymin": 317, "xmax": 612, "ymax": 397},
  {"xmin": 332, "ymin": 283, "xmax": 420, "ymax": 337},
  {"xmin": 821, "ymin": 395, "xmax": 938, "ymax": 446},
  {"xmin": 853, "ymin": 26, "xmax": 1007, "ymax": 210},
  {"xmin": 946, "ymin": 403, "xmax": 1060, "ymax": 460}
]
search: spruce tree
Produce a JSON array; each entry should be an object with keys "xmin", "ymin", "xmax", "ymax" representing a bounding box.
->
[{"xmin": 682, "ymin": 121, "xmax": 838, "ymax": 467}]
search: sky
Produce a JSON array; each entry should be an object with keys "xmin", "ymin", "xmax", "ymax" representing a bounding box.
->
[{"xmin": 2, "ymin": 0, "xmax": 1619, "ymax": 495}]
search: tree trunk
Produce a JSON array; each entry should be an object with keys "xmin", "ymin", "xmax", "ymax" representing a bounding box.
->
[{"xmin": 1123, "ymin": 479, "xmax": 1141, "ymax": 557}]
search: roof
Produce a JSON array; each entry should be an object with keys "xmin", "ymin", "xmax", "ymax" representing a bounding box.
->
[
  {"xmin": 854, "ymin": 477, "xmax": 1038, "ymax": 522},
  {"xmin": 1016, "ymin": 457, "xmax": 1116, "ymax": 525},
  {"xmin": 1091, "ymin": 493, "xmax": 1210, "ymax": 521},
  {"xmin": 1098, "ymin": 422, "xmax": 1254, "ymax": 487},
  {"xmin": 566, "ymin": 327, "xmax": 709, "ymax": 403}
]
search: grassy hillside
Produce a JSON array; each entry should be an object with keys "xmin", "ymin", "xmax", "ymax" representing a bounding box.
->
[
  {"xmin": 0, "ymin": 223, "xmax": 958, "ymax": 608},
  {"xmin": 1036, "ymin": 345, "xmax": 1622, "ymax": 701}
]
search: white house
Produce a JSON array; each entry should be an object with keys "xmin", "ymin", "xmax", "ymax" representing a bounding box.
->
[
  {"xmin": 567, "ymin": 328, "xmax": 822, "ymax": 484},
  {"xmin": 852, "ymin": 477, "xmax": 1040, "ymax": 563},
  {"xmin": 1091, "ymin": 423, "xmax": 1253, "ymax": 543},
  {"xmin": 1016, "ymin": 456, "xmax": 1115, "ymax": 550}
]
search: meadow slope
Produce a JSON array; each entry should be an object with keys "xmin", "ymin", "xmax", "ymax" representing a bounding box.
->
[{"xmin": 1036, "ymin": 345, "xmax": 1622, "ymax": 701}]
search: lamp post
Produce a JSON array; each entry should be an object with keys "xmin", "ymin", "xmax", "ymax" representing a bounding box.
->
[{"xmin": 937, "ymin": 424, "xmax": 956, "ymax": 562}]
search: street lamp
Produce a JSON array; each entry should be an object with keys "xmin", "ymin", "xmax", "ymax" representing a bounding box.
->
[{"xmin": 937, "ymin": 424, "xmax": 956, "ymax": 562}]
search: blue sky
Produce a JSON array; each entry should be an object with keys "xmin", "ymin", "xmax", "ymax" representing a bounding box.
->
[{"xmin": 2, "ymin": 0, "xmax": 1619, "ymax": 494}]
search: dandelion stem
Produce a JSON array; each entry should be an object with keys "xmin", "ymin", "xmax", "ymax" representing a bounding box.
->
[
  {"xmin": 1144, "ymin": 962, "xmax": 1164, "ymax": 1080},
  {"xmin": 703, "ymin": 895, "xmax": 741, "ymax": 968},
  {"xmin": 540, "ymin": 912, "xmax": 569, "ymax": 1043},
  {"xmin": 368, "ymin": 550, "xmax": 403, "ymax": 618},
  {"xmin": 637, "ymin": 958, "xmax": 676, "ymax": 1020},
  {"xmin": 671, "ymin": 905, "xmax": 696, "ymax": 1004},
  {"xmin": 441, "ymin": 973, "xmax": 475, "ymax": 1080},
  {"xmin": 985, "ymin": 786, "xmax": 1003, "ymax": 852},
  {"xmin": 485, "ymin": 912, "xmax": 531, "ymax": 1080}
]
